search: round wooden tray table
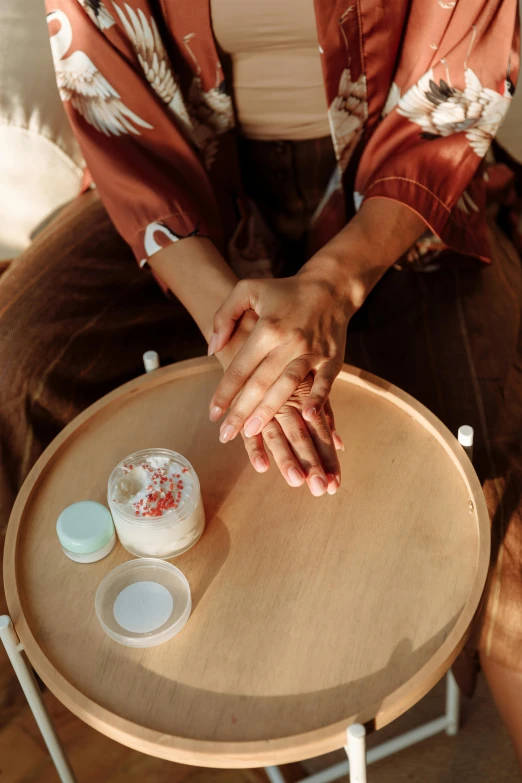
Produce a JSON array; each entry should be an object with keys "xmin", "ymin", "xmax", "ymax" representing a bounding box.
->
[{"xmin": 4, "ymin": 358, "xmax": 490, "ymax": 768}]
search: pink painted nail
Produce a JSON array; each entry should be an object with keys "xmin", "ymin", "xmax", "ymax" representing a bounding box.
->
[
  {"xmin": 332, "ymin": 429, "xmax": 345, "ymax": 451},
  {"xmin": 219, "ymin": 424, "xmax": 235, "ymax": 443},
  {"xmin": 326, "ymin": 473, "xmax": 338, "ymax": 495},
  {"xmin": 255, "ymin": 456, "xmax": 268, "ymax": 472},
  {"xmin": 288, "ymin": 467, "xmax": 304, "ymax": 487},
  {"xmin": 310, "ymin": 475, "xmax": 327, "ymax": 497},
  {"xmin": 210, "ymin": 406, "xmax": 223, "ymax": 421},
  {"xmin": 244, "ymin": 416, "xmax": 263, "ymax": 438},
  {"xmin": 207, "ymin": 333, "xmax": 218, "ymax": 356}
]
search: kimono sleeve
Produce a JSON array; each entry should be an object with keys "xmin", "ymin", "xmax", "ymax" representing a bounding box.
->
[
  {"xmin": 45, "ymin": 0, "xmax": 224, "ymax": 267},
  {"xmin": 355, "ymin": 0, "xmax": 520, "ymax": 261}
]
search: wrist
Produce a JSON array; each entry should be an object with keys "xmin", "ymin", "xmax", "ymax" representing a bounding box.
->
[
  {"xmin": 300, "ymin": 199, "xmax": 426, "ymax": 311},
  {"xmin": 298, "ymin": 252, "xmax": 374, "ymax": 313}
]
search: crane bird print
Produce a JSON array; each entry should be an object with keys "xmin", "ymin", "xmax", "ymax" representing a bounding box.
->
[
  {"xmin": 47, "ymin": 9, "xmax": 153, "ymax": 136},
  {"xmin": 397, "ymin": 68, "xmax": 512, "ymax": 158}
]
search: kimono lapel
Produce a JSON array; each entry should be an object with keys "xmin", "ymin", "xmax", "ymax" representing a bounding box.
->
[{"xmin": 161, "ymin": 0, "xmax": 223, "ymax": 90}]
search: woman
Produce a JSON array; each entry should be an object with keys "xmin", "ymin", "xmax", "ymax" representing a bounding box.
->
[{"xmin": 1, "ymin": 0, "xmax": 520, "ymax": 767}]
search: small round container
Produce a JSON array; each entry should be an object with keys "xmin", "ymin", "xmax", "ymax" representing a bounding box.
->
[
  {"xmin": 107, "ymin": 448, "xmax": 205, "ymax": 559},
  {"xmin": 57, "ymin": 501, "xmax": 116, "ymax": 563},
  {"xmin": 95, "ymin": 558, "xmax": 191, "ymax": 647}
]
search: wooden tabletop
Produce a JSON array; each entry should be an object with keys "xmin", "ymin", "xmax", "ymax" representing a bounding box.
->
[{"xmin": 4, "ymin": 358, "xmax": 490, "ymax": 768}]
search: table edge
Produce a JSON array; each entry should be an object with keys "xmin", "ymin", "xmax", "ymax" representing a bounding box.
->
[{"xmin": 4, "ymin": 358, "xmax": 490, "ymax": 766}]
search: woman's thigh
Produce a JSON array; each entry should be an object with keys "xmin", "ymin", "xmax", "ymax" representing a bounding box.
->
[
  {"xmin": 0, "ymin": 191, "xmax": 205, "ymax": 525},
  {"xmin": 345, "ymin": 224, "xmax": 522, "ymax": 672}
]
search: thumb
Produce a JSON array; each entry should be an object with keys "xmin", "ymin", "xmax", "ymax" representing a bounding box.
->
[{"xmin": 208, "ymin": 280, "xmax": 258, "ymax": 355}]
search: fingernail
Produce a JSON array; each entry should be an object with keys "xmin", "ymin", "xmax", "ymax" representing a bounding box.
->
[
  {"xmin": 210, "ymin": 406, "xmax": 223, "ymax": 421},
  {"xmin": 310, "ymin": 475, "xmax": 327, "ymax": 497},
  {"xmin": 219, "ymin": 424, "xmax": 235, "ymax": 443},
  {"xmin": 288, "ymin": 467, "xmax": 304, "ymax": 487},
  {"xmin": 244, "ymin": 416, "xmax": 263, "ymax": 438},
  {"xmin": 326, "ymin": 473, "xmax": 338, "ymax": 495},
  {"xmin": 207, "ymin": 333, "xmax": 218, "ymax": 356},
  {"xmin": 255, "ymin": 456, "xmax": 268, "ymax": 472},
  {"xmin": 306, "ymin": 406, "xmax": 318, "ymax": 421},
  {"xmin": 332, "ymin": 430, "xmax": 345, "ymax": 451}
]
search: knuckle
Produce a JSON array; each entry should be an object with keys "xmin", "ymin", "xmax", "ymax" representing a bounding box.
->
[
  {"xmin": 236, "ymin": 279, "xmax": 250, "ymax": 295},
  {"xmin": 283, "ymin": 368, "xmax": 305, "ymax": 388},
  {"xmin": 263, "ymin": 318, "xmax": 283, "ymax": 340},
  {"xmin": 313, "ymin": 422, "xmax": 331, "ymax": 441},
  {"xmin": 287, "ymin": 424, "xmax": 309, "ymax": 446},
  {"xmin": 280, "ymin": 456, "xmax": 297, "ymax": 471},
  {"xmin": 226, "ymin": 410, "xmax": 246, "ymax": 428},
  {"xmin": 292, "ymin": 328, "xmax": 310, "ymax": 353},
  {"xmin": 250, "ymin": 376, "xmax": 270, "ymax": 397},
  {"xmin": 227, "ymin": 364, "xmax": 247, "ymax": 386},
  {"xmin": 257, "ymin": 402, "xmax": 276, "ymax": 420},
  {"xmin": 263, "ymin": 424, "xmax": 280, "ymax": 443}
]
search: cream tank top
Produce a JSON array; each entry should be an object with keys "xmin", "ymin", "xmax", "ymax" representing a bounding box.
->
[{"xmin": 211, "ymin": 0, "xmax": 331, "ymax": 141}]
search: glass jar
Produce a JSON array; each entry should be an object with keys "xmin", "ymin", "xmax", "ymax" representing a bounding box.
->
[{"xmin": 108, "ymin": 449, "xmax": 205, "ymax": 559}]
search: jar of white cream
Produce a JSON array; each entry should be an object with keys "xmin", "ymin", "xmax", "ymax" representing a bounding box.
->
[{"xmin": 107, "ymin": 449, "xmax": 205, "ymax": 559}]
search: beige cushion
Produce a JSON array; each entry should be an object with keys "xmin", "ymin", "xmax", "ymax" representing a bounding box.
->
[{"xmin": 0, "ymin": 0, "xmax": 84, "ymax": 260}]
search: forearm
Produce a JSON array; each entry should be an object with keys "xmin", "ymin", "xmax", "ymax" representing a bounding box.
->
[
  {"xmin": 299, "ymin": 198, "xmax": 426, "ymax": 309},
  {"xmin": 148, "ymin": 237, "xmax": 237, "ymax": 342},
  {"xmin": 148, "ymin": 236, "xmax": 248, "ymax": 368}
]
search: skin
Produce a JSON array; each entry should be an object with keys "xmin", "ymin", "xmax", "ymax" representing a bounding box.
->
[
  {"xmin": 148, "ymin": 232, "xmax": 341, "ymax": 496},
  {"xmin": 209, "ymin": 198, "xmax": 427, "ymax": 441},
  {"xmin": 149, "ymin": 197, "xmax": 426, "ymax": 496}
]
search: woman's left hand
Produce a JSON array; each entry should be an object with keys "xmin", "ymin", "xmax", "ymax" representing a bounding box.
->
[{"xmin": 208, "ymin": 267, "xmax": 354, "ymax": 442}]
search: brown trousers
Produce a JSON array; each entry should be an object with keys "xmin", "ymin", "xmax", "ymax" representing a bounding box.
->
[{"xmin": 1, "ymin": 139, "xmax": 522, "ymax": 681}]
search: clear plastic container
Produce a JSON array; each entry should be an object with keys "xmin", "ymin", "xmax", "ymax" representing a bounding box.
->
[
  {"xmin": 108, "ymin": 448, "xmax": 205, "ymax": 559},
  {"xmin": 95, "ymin": 558, "xmax": 191, "ymax": 647}
]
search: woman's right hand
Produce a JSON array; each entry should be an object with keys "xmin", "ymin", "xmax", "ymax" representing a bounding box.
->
[
  {"xmin": 241, "ymin": 374, "xmax": 342, "ymax": 496},
  {"xmin": 217, "ymin": 311, "xmax": 343, "ymax": 497}
]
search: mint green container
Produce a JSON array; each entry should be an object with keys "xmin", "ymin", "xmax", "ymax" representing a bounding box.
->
[{"xmin": 56, "ymin": 501, "xmax": 116, "ymax": 563}]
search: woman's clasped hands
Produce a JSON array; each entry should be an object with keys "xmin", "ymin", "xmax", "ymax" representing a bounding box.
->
[{"xmin": 208, "ymin": 265, "xmax": 356, "ymax": 497}]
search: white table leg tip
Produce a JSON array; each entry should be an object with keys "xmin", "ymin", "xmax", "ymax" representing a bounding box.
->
[{"xmin": 143, "ymin": 350, "xmax": 160, "ymax": 373}]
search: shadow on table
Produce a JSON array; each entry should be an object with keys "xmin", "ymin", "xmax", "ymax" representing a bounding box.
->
[
  {"xmin": 125, "ymin": 610, "xmax": 463, "ymax": 743},
  {"xmin": 177, "ymin": 514, "xmax": 231, "ymax": 615}
]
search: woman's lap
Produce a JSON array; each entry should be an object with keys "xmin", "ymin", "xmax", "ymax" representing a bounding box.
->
[
  {"xmin": 346, "ymin": 224, "xmax": 522, "ymax": 675},
  {"xmin": 2, "ymin": 190, "xmax": 522, "ymax": 675},
  {"xmin": 0, "ymin": 191, "xmax": 205, "ymax": 534}
]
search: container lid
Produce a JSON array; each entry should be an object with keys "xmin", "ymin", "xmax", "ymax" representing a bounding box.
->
[
  {"xmin": 95, "ymin": 558, "xmax": 191, "ymax": 647},
  {"xmin": 57, "ymin": 501, "xmax": 115, "ymax": 554}
]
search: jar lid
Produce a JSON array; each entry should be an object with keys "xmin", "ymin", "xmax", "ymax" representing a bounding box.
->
[
  {"xmin": 95, "ymin": 558, "xmax": 191, "ymax": 647},
  {"xmin": 57, "ymin": 501, "xmax": 115, "ymax": 554}
]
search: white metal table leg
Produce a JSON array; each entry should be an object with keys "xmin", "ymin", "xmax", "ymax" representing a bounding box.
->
[
  {"xmin": 345, "ymin": 724, "xmax": 367, "ymax": 783},
  {"xmin": 0, "ymin": 616, "xmax": 77, "ymax": 783},
  {"xmin": 445, "ymin": 670, "xmax": 460, "ymax": 736},
  {"xmin": 265, "ymin": 766, "xmax": 287, "ymax": 783}
]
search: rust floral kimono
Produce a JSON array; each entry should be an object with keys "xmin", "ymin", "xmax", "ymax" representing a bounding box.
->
[{"xmin": 46, "ymin": 0, "xmax": 519, "ymax": 277}]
